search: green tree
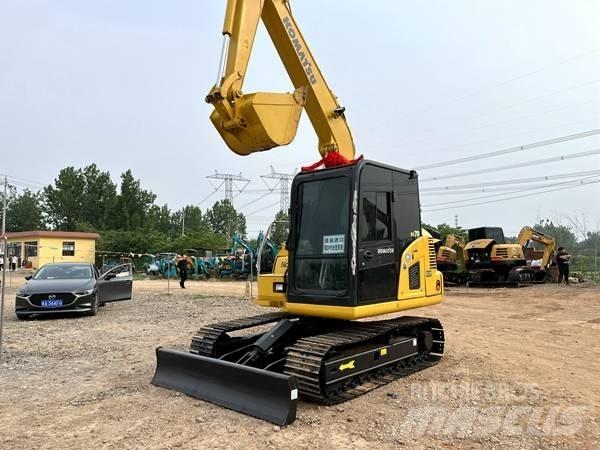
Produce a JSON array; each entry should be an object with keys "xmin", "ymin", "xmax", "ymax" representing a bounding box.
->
[
  {"xmin": 434, "ymin": 223, "xmax": 468, "ymax": 243},
  {"xmin": 43, "ymin": 167, "xmax": 85, "ymax": 230},
  {"xmin": 172, "ymin": 205, "xmax": 207, "ymax": 236},
  {"xmin": 270, "ymin": 210, "xmax": 289, "ymax": 245},
  {"xmin": 5, "ymin": 189, "xmax": 44, "ymax": 231},
  {"xmin": 422, "ymin": 222, "xmax": 468, "ymax": 243},
  {"xmin": 97, "ymin": 229, "xmax": 170, "ymax": 254},
  {"xmin": 113, "ymin": 170, "xmax": 156, "ymax": 230},
  {"xmin": 169, "ymin": 231, "xmax": 228, "ymax": 254},
  {"xmin": 533, "ymin": 219, "xmax": 577, "ymax": 249},
  {"xmin": 582, "ymin": 231, "xmax": 600, "ymax": 252},
  {"xmin": 80, "ymin": 164, "xmax": 117, "ymax": 230},
  {"xmin": 205, "ymin": 200, "xmax": 247, "ymax": 238},
  {"xmin": 0, "ymin": 183, "xmax": 17, "ymax": 212},
  {"xmin": 147, "ymin": 204, "xmax": 173, "ymax": 235}
]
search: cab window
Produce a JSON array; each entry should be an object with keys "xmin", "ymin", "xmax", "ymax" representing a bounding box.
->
[{"xmin": 360, "ymin": 191, "xmax": 391, "ymax": 242}]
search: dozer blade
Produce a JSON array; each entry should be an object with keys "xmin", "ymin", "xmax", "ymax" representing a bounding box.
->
[{"xmin": 151, "ymin": 347, "xmax": 298, "ymax": 426}]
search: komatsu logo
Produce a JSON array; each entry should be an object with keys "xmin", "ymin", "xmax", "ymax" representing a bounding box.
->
[
  {"xmin": 283, "ymin": 17, "xmax": 317, "ymax": 85},
  {"xmin": 377, "ymin": 247, "xmax": 394, "ymax": 254}
]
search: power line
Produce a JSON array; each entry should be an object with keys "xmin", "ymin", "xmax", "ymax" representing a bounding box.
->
[
  {"xmin": 197, "ymin": 189, "xmax": 220, "ymax": 206},
  {"xmin": 370, "ymin": 80, "xmax": 600, "ymax": 152},
  {"xmin": 420, "ymin": 169, "xmax": 600, "ymax": 191},
  {"xmin": 261, "ymin": 166, "xmax": 295, "ymax": 212},
  {"xmin": 421, "ymin": 148, "xmax": 600, "ymax": 182},
  {"xmin": 238, "ymin": 190, "xmax": 277, "ymax": 210},
  {"xmin": 245, "ymin": 199, "xmax": 281, "ymax": 217},
  {"xmin": 0, "ymin": 174, "xmax": 47, "ymax": 187},
  {"xmin": 415, "ymin": 128, "xmax": 600, "ymax": 170},
  {"xmin": 420, "ymin": 182, "xmax": 588, "ymax": 196},
  {"xmin": 422, "ymin": 175, "xmax": 600, "ymax": 208},
  {"xmin": 367, "ymin": 48, "xmax": 600, "ymax": 136},
  {"xmin": 369, "ymin": 98, "xmax": 600, "ymax": 153},
  {"xmin": 422, "ymin": 178, "xmax": 600, "ymax": 212},
  {"xmin": 206, "ymin": 171, "xmax": 250, "ymax": 205}
]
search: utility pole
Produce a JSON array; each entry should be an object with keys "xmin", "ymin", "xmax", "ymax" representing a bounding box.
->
[
  {"xmin": 206, "ymin": 171, "xmax": 250, "ymax": 241},
  {"xmin": 261, "ymin": 166, "xmax": 295, "ymax": 212},
  {"xmin": 181, "ymin": 207, "xmax": 185, "ymax": 236},
  {"xmin": 1, "ymin": 175, "xmax": 8, "ymax": 364},
  {"xmin": 454, "ymin": 214, "xmax": 459, "ymax": 228},
  {"xmin": 206, "ymin": 171, "xmax": 250, "ymax": 205}
]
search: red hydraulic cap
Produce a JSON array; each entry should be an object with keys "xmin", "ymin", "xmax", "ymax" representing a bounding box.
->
[{"xmin": 301, "ymin": 152, "xmax": 364, "ymax": 172}]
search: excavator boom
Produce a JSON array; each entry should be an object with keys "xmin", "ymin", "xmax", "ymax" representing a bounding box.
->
[
  {"xmin": 517, "ymin": 226, "xmax": 556, "ymax": 268},
  {"xmin": 206, "ymin": 0, "xmax": 355, "ymax": 158}
]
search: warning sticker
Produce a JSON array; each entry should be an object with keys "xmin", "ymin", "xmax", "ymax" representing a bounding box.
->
[{"xmin": 323, "ymin": 234, "xmax": 345, "ymax": 254}]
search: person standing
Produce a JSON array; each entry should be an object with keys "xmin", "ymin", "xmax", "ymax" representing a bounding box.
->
[
  {"xmin": 11, "ymin": 254, "xmax": 18, "ymax": 271},
  {"xmin": 556, "ymin": 247, "xmax": 571, "ymax": 285},
  {"xmin": 0, "ymin": 252, "xmax": 4, "ymax": 271},
  {"xmin": 177, "ymin": 254, "xmax": 188, "ymax": 289}
]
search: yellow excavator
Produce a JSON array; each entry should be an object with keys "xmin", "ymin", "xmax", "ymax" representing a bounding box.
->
[
  {"xmin": 152, "ymin": 0, "xmax": 444, "ymax": 425},
  {"xmin": 517, "ymin": 226, "xmax": 556, "ymax": 282},
  {"xmin": 436, "ymin": 234, "xmax": 468, "ymax": 285},
  {"xmin": 465, "ymin": 226, "xmax": 554, "ymax": 286}
]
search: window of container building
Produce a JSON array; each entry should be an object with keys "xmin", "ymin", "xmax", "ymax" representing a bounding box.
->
[
  {"xmin": 24, "ymin": 241, "xmax": 38, "ymax": 257},
  {"xmin": 62, "ymin": 241, "xmax": 75, "ymax": 256}
]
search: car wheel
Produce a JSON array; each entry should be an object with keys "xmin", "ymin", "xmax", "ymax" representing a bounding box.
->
[
  {"xmin": 16, "ymin": 313, "xmax": 30, "ymax": 321},
  {"xmin": 88, "ymin": 294, "xmax": 99, "ymax": 316}
]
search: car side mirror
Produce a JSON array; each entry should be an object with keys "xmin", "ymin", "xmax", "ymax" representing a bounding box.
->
[
  {"xmin": 24, "ymin": 275, "xmax": 32, "ymax": 280},
  {"xmin": 104, "ymin": 273, "xmax": 117, "ymax": 280}
]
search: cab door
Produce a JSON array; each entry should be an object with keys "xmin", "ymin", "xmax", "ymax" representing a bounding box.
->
[
  {"xmin": 357, "ymin": 190, "xmax": 397, "ymax": 303},
  {"xmin": 97, "ymin": 263, "xmax": 133, "ymax": 303}
]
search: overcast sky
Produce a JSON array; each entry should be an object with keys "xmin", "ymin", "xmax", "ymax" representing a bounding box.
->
[{"xmin": 1, "ymin": 0, "xmax": 599, "ymax": 238}]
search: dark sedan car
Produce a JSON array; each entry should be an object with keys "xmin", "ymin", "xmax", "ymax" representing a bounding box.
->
[{"xmin": 15, "ymin": 262, "xmax": 133, "ymax": 320}]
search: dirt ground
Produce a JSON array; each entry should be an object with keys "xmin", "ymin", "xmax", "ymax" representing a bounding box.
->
[{"xmin": 1, "ymin": 277, "xmax": 599, "ymax": 449}]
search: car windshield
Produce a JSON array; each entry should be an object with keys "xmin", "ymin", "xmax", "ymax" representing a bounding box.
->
[{"xmin": 34, "ymin": 265, "xmax": 92, "ymax": 280}]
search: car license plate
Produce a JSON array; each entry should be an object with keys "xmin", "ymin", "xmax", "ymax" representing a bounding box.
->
[{"xmin": 41, "ymin": 299, "xmax": 63, "ymax": 308}]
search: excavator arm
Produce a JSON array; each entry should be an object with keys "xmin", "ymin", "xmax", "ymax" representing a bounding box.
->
[
  {"xmin": 206, "ymin": 0, "xmax": 355, "ymax": 159},
  {"xmin": 517, "ymin": 226, "xmax": 556, "ymax": 268},
  {"xmin": 445, "ymin": 234, "xmax": 465, "ymax": 250}
]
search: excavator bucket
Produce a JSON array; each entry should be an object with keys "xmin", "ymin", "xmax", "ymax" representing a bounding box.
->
[
  {"xmin": 210, "ymin": 87, "xmax": 306, "ymax": 156},
  {"xmin": 151, "ymin": 347, "xmax": 298, "ymax": 426}
]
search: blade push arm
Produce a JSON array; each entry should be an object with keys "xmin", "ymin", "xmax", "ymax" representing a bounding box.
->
[{"xmin": 207, "ymin": 0, "xmax": 355, "ymax": 159}]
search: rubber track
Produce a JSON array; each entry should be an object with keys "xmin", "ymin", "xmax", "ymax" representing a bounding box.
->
[
  {"xmin": 188, "ymin": 312, "xmax": 444, "ymax": 406},
  {"xmin": 284, "ymin": 317, "xmax": 444, "ymax": 404},
  {"xmin": 189, "ymin": 311, "xmax": 291, "ymax": 356}
]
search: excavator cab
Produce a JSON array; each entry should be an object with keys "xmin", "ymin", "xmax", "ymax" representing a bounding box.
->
[
  {"xmin": 256, "ymin": 159, "xmax": 443, "ymax": 317},
  {"xmin": 466, "ymin": 227, "xmax": 527, "ymax": 285},
  {"xmin": 287, "ymin": 160, "xmax": 424, "ymax": 313}
]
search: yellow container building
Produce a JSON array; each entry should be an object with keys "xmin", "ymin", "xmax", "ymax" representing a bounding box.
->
[{"xmin": 1, "ymin": 231, "xmax": 100, "ymax": 270}]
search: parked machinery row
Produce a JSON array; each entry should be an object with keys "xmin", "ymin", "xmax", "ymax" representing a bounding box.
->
[{"xmin": 431, "ymin": 226, "xmax": 556, "ymax": 287}]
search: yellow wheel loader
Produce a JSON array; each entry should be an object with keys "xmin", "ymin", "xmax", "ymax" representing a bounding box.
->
[{"xmin": 152, "ymin": 0, "xmax": 444, "ymax": 425}]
